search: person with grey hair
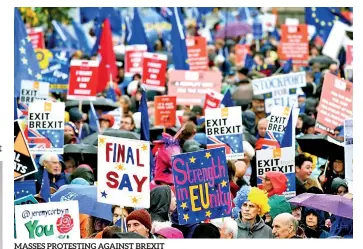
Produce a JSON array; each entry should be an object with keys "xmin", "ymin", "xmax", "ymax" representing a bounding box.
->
[
  {"xmin": 272, "ymin": 213, "xmax": 300, "ymax": 239},
  {"xmin": 119, "ymin": 95, "xmax": 133, "ymax": 115},
  {"xmin": 211, "ymin": 217, "xmax": 238, "ymax": 239},
  {"xmin": 34, "ymin": 153, "xmax": 68, "ymax": 193}
]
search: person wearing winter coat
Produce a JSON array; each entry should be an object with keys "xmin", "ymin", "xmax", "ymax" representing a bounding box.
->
[
  {"xmin": 295, "ymin": 154, "xmax": 322, "ymax": 195},
  {"xmin": 261, "ymin": 171, "xmax": 288, "ymax": 198},
  {"xmin": 318, "ymin": 159, "xmax": 345, "ymax": 194},
  {"xmin": 148, "ymin": 185, "xmax": 176, "ymax": 223},
  {"xmin": 301, "ymin": 208, "xmax": 330, "ymax": 238},
  {"xmin": 232, "ymin": 186, "xmax": 273, "ymax": 238}
]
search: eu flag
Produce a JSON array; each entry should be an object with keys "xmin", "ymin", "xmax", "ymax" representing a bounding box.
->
[
  {"xmin": 305, "ymin": 7, "xmax": 352, "ymax": 42},
  {"xmin": 89, "ymin": 102, "xmax": 100, "ymax": 133},
  {"xmin": 51, "ymin": 20, "xmax": 80, "ymax": 50},
  {"xmin": 40, "ymin": 169, "xmax": 51, "ymax": 202},
  {"xmin": 129, "ymin": 8, "xmax": 154, "ymax": 52},
  {"xmin": 14, "ymin": 180, "xmax": 37, "ymax": 199},
  {"xmin": 14, "ymin": 8, "xmax": 42, "ymax": 98},
  {"xmin": 280, "ymin": 109, "xmax": 293, "ymax": 148},
  {"xmin": 71, "ymin": 20, "xmax": 92, "ymax": 56},
  {"xmin": 220, "ymin": 89, "xmax": 235, "ymax": 107},
  {"xmin": 106, "ymin": 84, "xmax": 117, "ymax": 102},
  {"xmin": 170, "ymin": 7, "xmax": 189, "ymax": 70},
  {"xmin": 282, "ymin": 58, "xmax": 293, "ymax": 74}
]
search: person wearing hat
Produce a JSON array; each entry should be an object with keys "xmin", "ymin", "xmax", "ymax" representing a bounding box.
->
[
  {"xmin": 126, "ymin": 209, "xmax": 155, "ymax": 238},
  {"xmin": 330, "ymin": 177, "xmax": 348, "ymax": 196},
  {"xmin": 192, "ymin": 223, "xmax": 221, "ymax": 239},
  {"xmin": 266, "ymin": 195, "xmax": 292, "ymax": 227},
  {"xmin": 237, "ymin": 67, "xmax": 250, "ymax": 82},
  {"xmin": 233, "ymin": 186, "xmax": 273, "ymax": 238},
  {"xmin": 301, "ymin": 208, "xmax": 329, "ymax": 238},
  {"xmin": 249, "ymin": 94, "xmax": 266, "ymax": 125},
  {"xmin": 99, "ymin": 114, "xmax": 115, "ymax": 132},
  {"xmin": 154, "ymin": 227, "xmax": 184, "ymax": 239},
  {"xmin": 68, "ymin": 107, "xmax": 91, "ymax": 139},
  {"xmin": 261, "ymin": 171, "xmax": 288, "ymax": 198},
  {"xmin": 148, "ymin": 185, "xmax": 176, "ymax": 223}
]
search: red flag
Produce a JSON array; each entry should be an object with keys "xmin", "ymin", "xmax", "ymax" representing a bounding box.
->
[{"xmin": 97, "ymin": 18, "xmax": 117, "ymax": 93}]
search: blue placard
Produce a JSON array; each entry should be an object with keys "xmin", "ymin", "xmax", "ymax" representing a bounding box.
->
[
  {"xmin": 36, "ymin": 48, "xmax": 71, "ymax": 93},
  {"xmin": 14, "ymin": 194, "xmax": 38, "ymax": 206},
  {"xmin": 172, "ymin": 147, "xmax": 231, "ymax": 225},
  {"xmin": 252, "ymin": 21, "xmax": 263, "ymax": 40},
  {"xmin": 14, "ymin": 180, "xmax": 37, "ymax": 199}
]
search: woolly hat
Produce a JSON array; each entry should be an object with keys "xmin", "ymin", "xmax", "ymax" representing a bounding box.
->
[
  {"xmin": 99, "ymin": 114, "xmax": 115, "ymax": 128},
  {"xmin": 232, "ymin": 186, "xmax": 270, "ymax": 218},
  {"xmin": 111, "ymin": 232, "xmax": 146, "ymax": 239},
  {"xmin": 268, "ymin": 195, "xmax": 292, "ymax": 219},
  {"xmin": 264, "ymin": 171, "xmax": 288, "ymax": 197},
  {"xmin": 331, "ymin": 177, "xmax": 348, "ymax": 194},
  {"xmin": 68, "ymin": 107, "xmax": 83, "ymax": 122},
  {"xmin": 192, "ymin": 223, "xmax": 220, "ymax": 238},
  {"xmin": 126, "ymin": 209, "xmax": 152, "ymax": 231},
  {"xmin": 155, "ymin": 227, "xmax": 184, "ymax": 239}
]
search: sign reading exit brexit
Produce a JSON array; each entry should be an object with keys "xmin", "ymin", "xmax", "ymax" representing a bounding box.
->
[{"xmin": 172, "ymin": 147, "xmax": 231, "ymax": 225}]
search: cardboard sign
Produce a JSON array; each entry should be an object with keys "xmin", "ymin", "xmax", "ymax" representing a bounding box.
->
[
  {"xmin": 186, "ymin": 36, "xmax": 209, "ymax": 71},
  {"xmin": 15, "ymin": 195, "xmax": 38, "ymax": 206},
  {"xmin": 35, "ymin": 48, "xmax": 71, "ymax": 93},
  {"xmin": 15, "ymin": 201, "xmax": 80, "ymax": 239},
  {"xmin": 125, "ymin": 45, "xmax": 147, "ymax": 77},
  {"xmin": 344, "ymin": 119, "xmax": 353, "ymax": 191},
  {"xmin": 253, "ymin": 21, "xmax": 263, "ymax": 39},
  {"xmin": 14, "ymin": 180, "xmax": 37, "ymax": 199},
  {"xmin": 154, "ymin": 96, "xmax": 177, "ymax": 127},
  {"xmin": 97, "ymin": 135, "xmax": 150, "ymax": 208},
  {"xmin": 278, "ymin": 24, "xmax": 309, "ymax": 66},
  {"xmin": 346, "ymin": 45, "xmax": 353, "ymax": 67},
  {"xmin": 27, "ymin": 27, "xmax": 45, "ymax": 49},
  {"xmin": 27, "ymin": 101, "xmax": 65, "ymax": 154},
  {"xmin": 14, "ymin": 121, "xmax": 37, "ymax": 180},
  {"xmin": 252, "ymin": 71, "xmax": 306, "ymax": 95},
  {"xmin": 67, "ymin": 60, "xmax": 99, "ymax": 100},
  {"xmin": 205, "ymin": 107, "xmax": 244, "ymax": 160},
  {"xmin": 235, "ymin": 44, "xmax": 250, "ymax": 67},
  {"xmin": 172, "ymin": 147, "xmax": 231, "ymax": 225},
  {"xmin": 256, "ymin": 147, "xmax": 296, "ymax": 198},
  {"xmin": 264, "ymin": 89, "xmax": 297, "ymax": 114},
  {"xmin": 168, "ymin": 70, "xmax": 222, "ymax": 105},
  {"xmin": 141, "ymin": 52, "xmax": 167, "ymax": 91},
  {"xmin": 315, "ymin": 73, "xmax": 353, "ymax": 135},
  {"xmin": 266, "ymin": 106, "xmax": 292, "ymax": 144},
  {"xmin": 20, "ymin": 80, "xmax": 49, "ymax": 105},
  {"xmin": 261, "ymin": 13, "xmax": 277, "ymax": 33},
  {"xmin": 204, "ymin": 90, "xmax": 223, "ymax": 110}
]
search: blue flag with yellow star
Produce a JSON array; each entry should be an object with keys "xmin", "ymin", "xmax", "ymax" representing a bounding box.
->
[
  {"xmin": 171, "ymin": 147, "xmax": 231, "ymax": 225},
  {"xmin": 14, "ymin": 8, "xmax": 42, "ymax": 98}
]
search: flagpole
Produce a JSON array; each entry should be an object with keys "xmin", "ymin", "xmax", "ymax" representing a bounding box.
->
[{"xmin": 121, "ymin": 206, "xmax": 125, "ymax": 233}]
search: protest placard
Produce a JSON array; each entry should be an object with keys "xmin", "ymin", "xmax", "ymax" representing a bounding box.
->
[
  {"xmin": 204, "ymin": 90, "xmax": 223, "ymax": 110},
  {"xmin": 186, "ymin": 36, "xmax": 209, "ymax": 71},
  {"xmin": 344, "ymin": 119, "xmax": 353, "ymax": 191},
  {"xmin": 154, "ymin": 96, "xmax": 176, "ymax": 127},
  {"xmin": 20, "ymin": 80, "xmax": 49, "ymax": 105},
  {"xmin": 256, "ymin": 147, "xmax": 296, "ymax": 198},
  {"xmin": 67, "ymin": 60, "xmax": 99, "ymax": 100},
  {"xmin": 97, "ymin": 135, "xmax": 150, "ymax": 208},
  {"xmin": 141, "ymin": 52, "xmax": 167, "ymax": 91},
  {"xmin": 35, "ymin": 48, "xmax": 71, "ymax": 93},
  {"xmin": 168, "ymin": 70, "xmax": 222, "ymax": 105},
  {"xmin": 172, "ymin": 147, "xmax": 231, "ymax": 225},
  {"xmin": 14, "ymin": 120, "xmax": 37, "ymax": 180},
  {"xmin": 27, "ymin": 101, "xmax": 65, "ymax": 154},
  {"xmin": 264, "ymin": 88, "xmax": 298, "ymax": 114},
  {"xmin": 14, "ymin": 195, "xmax": 38, "ymax": 206},
  {"xmin": 14, "ymin": 180, "xmax": 37, "ymax": 199},
  {"xmin": 15, "ymin": 201, "xmax": 80, "ymax": 239},
  {"xmin": 252, "ymin": 71, "xmax": 306, "ymax": 95},
  {"xmin": 205, "ymin": 107, "xmax": 244, "ymax": 160},
  {"xmin": 266, "ymin": 106, "xmax": 292, "ymax": 144},
  {"xmin": 235, "ymin": 44, "xmax": 250, "ymax": 67},
  {"xmin": 278, "ymin": 24, "xmax": 309, "ymax": 66},
  {"xmin": 315, "ymin": 73, "xmax": 353, "ymax": 135},
  {"xmin": 125, "ymin": 45, "xmax": 147, "ymax": 77},
  {"xmin": 27, "ymin": 27, "xmax": 45, "ymax": 49}
]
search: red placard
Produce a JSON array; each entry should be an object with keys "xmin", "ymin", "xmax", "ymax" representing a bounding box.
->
[
  {"xmin": 124, "ymin": 45, "xmax": 147, "ymax": 77},
  {"xmin": 67, "ymin": 60, "xmax": 99, "ymax": 100},
  {"xmin": 168, "ymin": 70, "xmax": 222, "ymax": 105},
  {"xmin": 203, "ymin": 90, "xmax": 223, "ymax": 110},
  {"xmin": 235, "ymin": 44, "xmax": 250, "ymax": 66},
  {"xmin": 315, "ymin": 73, "xmax": 353, "ymax": 135},
  {"xmin": 154, "ymin": 96, "xmax": 177, "ymax": 127},
  {"xmin": 278, "ymin": 24, "xmax": 309, "ymax": 66},
  {"xmin": 346, "ymin": 45, "xmax": 353, "ymax": 67},
  {"xmin": 186, "ymin": 36, "xmax": 208, "ymax": 71},
  {"xmin": 27, "ymin": 27, "xmax": 45, "ymax": 49},
  {"xmin": 141, "ymin": 52, "xmax": 168, "ymax": 92}
]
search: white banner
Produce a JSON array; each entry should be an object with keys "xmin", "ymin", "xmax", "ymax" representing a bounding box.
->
[
  {"xmin": 20, "ymin": 80, "xmax": 49, "ymax": 105},
  {"xmin": 252, "ymin": 72, "xmax": 306, "ymax": 95},
  {"xmin": 97, "ymin": 135, "xmax": 150, "ymax": 208},
  {"xmin": 15, "ymin": 201, "xmax": 80, "ymax": 239}
]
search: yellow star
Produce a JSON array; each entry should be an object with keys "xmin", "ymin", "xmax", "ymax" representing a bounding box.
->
[
  {"xmin": 221, "ymin": 180, "xmax": 227, "ymax": 187},
  {"xmin": 183, "ymin": 213, "xmax": 190, "ymax": 222},
  {"xmin": 189, "ymin": 156, "xmax": 196, "ymax": 163},
  {"xmin": 131, "ymin": 196, "xmax": 139, "ymax": 204},
  {"xmin": 98, "ymin": 137, "xmax": 106, "ymax": 145},
  {"xmin": 205, "ymin": 152, "xmax": 211, "ymax": 159},
  {"xmin": 141, "ymin": 144, "xmax": 148, "ymax": 151},
  {"xmin": 205, "ymin": 210, "xmax": 212, "ymax": 218},
  {"xmin": 180, "ymin": 202, "xmax": 187, "ymax": 209},
  {"xmin": 116, "ymin": 163, "xmax": 125, "ymax": 171}
]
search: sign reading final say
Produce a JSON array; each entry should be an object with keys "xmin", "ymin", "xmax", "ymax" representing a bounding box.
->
[
  {"xmin": 205, "ymin": 107, "xmax": 244, "ymax": 160},
  {"xmin": 97, "ymin": 135, "xmax": 150, "ymax": 208}
]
